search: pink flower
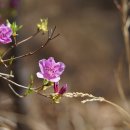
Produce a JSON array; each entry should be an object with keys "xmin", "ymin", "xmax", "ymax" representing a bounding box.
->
[
  {"xmin": 36, "ymin": 57, "xmax": 65, "ymax": 82},
  {"xmin": 0, "ymin": 24, "xmax": 12, "ymax": 44},
  {"xmin": 54, "ymin": 82, "xmax": 67, "ymax": 95}
]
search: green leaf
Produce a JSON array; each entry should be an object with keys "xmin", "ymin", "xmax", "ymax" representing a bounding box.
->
[
  {"xmin": 6, "ymin": 20, "xmax": 23, "ymax": 37},
  {"xmin": 24, "ymin": 87, "xmax": 33, "ymax": 96},
  {"xmin": 24, "ymin": 75, "xmax": 34, "ymax": 96},
  {"xmin": 51, "ymin": 94, "xmax": 62, "ymax": 103},
  {"xmin": 43, "ymin": 79, "xmax": 49, "ymax": 85},
  {"xmin": 42, "ymin": 79, "xmax": 54, "ymax": 91},
  {"xmin": 37, "ymin": 18, "xmax": 48, "ymax": 32},
  {"xmin": 9, "ymin": 56, "xmax": 14, "ymax": 65}
]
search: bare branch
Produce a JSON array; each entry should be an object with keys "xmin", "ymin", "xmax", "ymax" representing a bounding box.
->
[
  {"xmin": 2, "ymin": 27, "xmax": 59, "ymax": 63},
  {"xmin": 8, "ymin": 84, "xmax": 24, "ymax": 98},
  {"xmin": 0, "ymin": 72, "xmax": 14, "ymax": 78},
  {"xmin": 2, "ymin": 30, "xmax": 40, "ymax": 58}
]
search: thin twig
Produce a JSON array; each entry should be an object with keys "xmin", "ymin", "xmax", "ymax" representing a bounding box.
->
[
  {"xmin": 0, "ymin": 115, "xmax": 16, "ymax": 128},
  {"xmin": 2, "ymin": 30, "xmax": 40, "ymax": 58},
  {"xmin": 51, "ymin": 33, "xmax": 60, "ymax": 40},
  {"xmin": 114, "ymin": 0, "xmax": 130, "ymax": 110},
  {"xmin": 36, "ymin": 91, "xmax": 51, "ymax": 98},
  {"xmin": 0, "ymin": 73, "xmax": 53, "ymax": 92},
  {"xmin": 3, "ymin": 39, "xmax": 50, "ymax": 62},
  {"xmin": 3, "ymin": 29, "xmax": 59, "ymax": 62},
  {"xmin": 8, "ymin": 84, "xmax": 24, "ymax": 98},
  {"xmin": 0, "ymin": 75, "xmax": 31, "ymax": 89},
  {"xmin": 120, "ymin": 0, "xmax": 130, "ymax": 83},
  {"xmin": 115, "ymin": 0, "xmax": 130, "ymax": 84},
  {"xmin": 114, "ymin": 0, "xmax": 122, "ymax": 11},
  {"xmin": 0, "ymin": 72, "xmax": 14, "ymax": 78},
  {"xmin": 104, "ymin": 99, "xmax": 130, "ymax": 121},
  {"xmin": 0, "ymin": 57, "xmax": 8, "ymax": 68},
  {"xmin": 48, "ymin": 26, "xmax": 56, "ymax": 39},
  {"xmin": 64, "ymin": 92, "xmax": 130, "ymax": 121},
  {"xmin": 114, "ymin": 58, "xmax": 129, "ymax": 110},
  {"xmin": 13, "ymin": 36, "xmax": 17, "ymax": 45}
]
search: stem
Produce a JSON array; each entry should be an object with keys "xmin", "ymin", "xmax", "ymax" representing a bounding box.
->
[
  {"xmin": 8, "ymin": 84, "xmax": 24, "ymax": 98},
  {"xmin": 0, "ymin": 57, "xmax": 8, "ymax": 68},
  {"xmin": 0, "ymin": 73, "xmax": 49, "ymax": 98},
  {"xmin": 3, "ymin": 33, "xmax": 60, "ymax": 62},
  {"xmin": 0, "ymin": 73, "xmax": 49, "ymax": 93},
  {"xmin": 121, "ymin": 0, "xmax": 130, "ymax": 84},
  {"xmin": 0, "ymin": 72, "xmax": 14, "ymax": 78},
  {"xmin": 103, "ymin": 99, "xmax": 130, "ymax": 121},
  {"xmin": 13, "ymin": 36, "xmax": 17, "ymax": 45},
  {"xmin": 123, "ymin": 19, "xmax": 130, "ymax": 83},
  {"xmin": 3, "ymin": 39, "xmax": 49, "ymax": 62},
  {"xmin": 0, "ymin": 75, "xmax": 30, "ymax": 89},
  {"xmin": 65, "ymin": 92, "xmax": 130, "ymax": 121},
  {"xmin": 2, "ymin": 31, "xmax": 40, "ymax": 58},
  {"xmin": 17, "ymin": 31, "xmax": 40, "ymax": 46},
  {"xmin": 36, "ymin": 91, "xmax": 51, "ymax": 98},
  {"xmin": 114, "ymin": 51, "xmax": 129, "ymax": 110}
]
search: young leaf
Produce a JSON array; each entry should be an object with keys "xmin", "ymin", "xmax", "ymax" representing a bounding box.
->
[
  {"xmin": 24, "ymin": 75, "xmax": 34, "ymax": 96},
  {"xmin": 37, "ymin": 18, "xmax": 48, "ymax": 32}
]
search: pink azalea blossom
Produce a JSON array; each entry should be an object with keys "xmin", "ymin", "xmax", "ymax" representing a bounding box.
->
[
  {"xmin": 36, "ymin": 57, "xmax": 65, "ymax": 82},
  {"xmin": 0, "ymin": 24, "xmax": 12, "ymax": 44}
]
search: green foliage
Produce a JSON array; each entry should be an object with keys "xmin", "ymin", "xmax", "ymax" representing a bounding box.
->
[
  {"xmin": 9, "ymin": 56, "xmax": 14, "ymax": 65},
  {"xmin": 51, "ymin": 94, "xmax": 61, "ymax": 103},
  {"xmin": 37, "ymin": 18, "xmax": 48, "ymax": 32},
  {"xmin": 25, "ymin": 75, "xmax": 34, "ymax": 96},
  {"xmin": 6, "ymin": 20, "xmax": 23, "ymax": 37},
  {"xmin": 42, "ymin": 79, "xmax": 54, "ymax": 90}
]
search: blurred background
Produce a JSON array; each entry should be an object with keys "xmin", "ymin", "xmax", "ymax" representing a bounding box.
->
[{"xmin": 0, "ymin": 0, "xmax": 130, "ymax": 130}]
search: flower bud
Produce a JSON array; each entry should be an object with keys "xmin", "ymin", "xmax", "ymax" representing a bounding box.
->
[
  {"xmin": 53, "ymin": 82, "xmax": 59, "ymax": 93},
  {"xmin": 59, "ymin": 84, "xmax": 67, "ymax": 95}
]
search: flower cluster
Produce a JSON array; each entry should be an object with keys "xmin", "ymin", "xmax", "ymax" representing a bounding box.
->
[
  {"xmin": 0, "ymin": 24, "xmax": 12, "ymax": 44},
  {"xmin": 0, "ymin": 19, "xmax": 67, "ymax": 104}
]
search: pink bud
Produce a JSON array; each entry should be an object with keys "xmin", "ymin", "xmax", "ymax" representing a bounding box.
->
[
  {"xmin": 53, "ymin": 82, "xmax": 59, "ymax": 93},
  {"xmin": 59, "ymin": 84, "xmax": 67, "ymax": 95}
]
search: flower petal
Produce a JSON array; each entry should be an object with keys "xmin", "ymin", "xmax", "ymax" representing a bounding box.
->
[
  {"xmin": 45, "ymin": 57, "xmax": 55, "ymax": 67},
  {"xmin": 54, "ymin": 62, "xmax": 65, "ymax": 75},
  {"xmin": 0, "ymin": 24, "xmax": 12, "ymax": 44},
  {"xmin": 58, "ymin": 62, "xmax": 65, "ymax": 72},
  {"xmin": 50, "ymin": 77, "xmax": 60, "ymax": 82},
  {"xmin": 2, "ymin": 38, "xmax": 12, "ymax": 44},
  {"xmin": 36, "ymin": 72, "xmax": 44, "ymax": 78},
  {"xmin": 39, "ymin": 59, "xmax": 46, "ymax": 74}
]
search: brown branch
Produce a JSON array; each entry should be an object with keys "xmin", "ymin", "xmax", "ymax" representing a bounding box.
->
[
  {"xmin": 2, "ymin": 30, "xmax": 40, "ymax": 58},
  {"xmin": 8, "ymin": 84, "xmax": 24, "ymax": 98},
  {"xmin": 3, "ymin": 28, "xmax": 60, "ymax": 63},
  {"xmin": 114, "ymin": 0, "xmax": 122, "ymax": 11},
  {"xmin": 3, "ymin": 39, "xmax": 50, "ymax": 62}
]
